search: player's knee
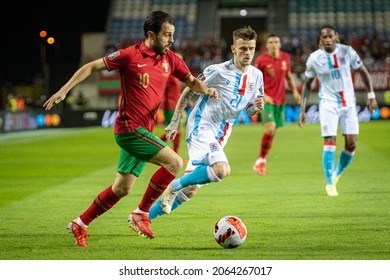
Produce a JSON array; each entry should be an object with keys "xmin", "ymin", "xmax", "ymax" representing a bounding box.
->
[
  {"xmin": 182, "ymin": 185, "xmax": 200, "ymax": 198},
  {"xmin": 170, "ymin": 154, "xmax": 183, "ymax": 173},
  {"xmin": 111, "ymin": 172, "xmax": 135, "ymax": 197},
  {"xmin": 112, "ymin": 182, "xmax": 132, "ymax": 197},
  {"xmin": 345, "ymin": 142, "xmax": 357, "ymax": 151},
  {"xmin": 213, "ymin": 162, "xmax": 230, "ymax": 179}
]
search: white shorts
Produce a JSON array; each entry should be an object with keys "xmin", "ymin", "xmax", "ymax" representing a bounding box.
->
[
  {"xmin": 319, "ymin": 100, "xmax": 359, "ymax": 137},
  {"xmin": 185, "ymin": 130, "xmax": 228, "ymax": 173}
]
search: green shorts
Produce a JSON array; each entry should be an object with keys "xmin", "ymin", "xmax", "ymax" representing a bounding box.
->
[
  {"xmin": 262, "ymin": 104, "xmax": 285, "ymax": 128},
  {"xmin": 114, "ymin": 128, "xmax": 167, "ymax": 177}
]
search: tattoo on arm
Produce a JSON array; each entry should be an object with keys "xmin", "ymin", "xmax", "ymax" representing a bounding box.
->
[{"xmin": 170, "ymin": 87, "xmax": 194, "ymax": 125}]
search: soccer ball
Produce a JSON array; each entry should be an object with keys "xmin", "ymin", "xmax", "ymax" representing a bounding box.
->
[{"xmin": 214, "ymin": 215, "xmax": 247, "ymax": 248}]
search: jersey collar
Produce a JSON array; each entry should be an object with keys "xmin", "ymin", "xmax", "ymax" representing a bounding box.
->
[{"xmin": 140, "ymin": 41, "xmax": 158, "ymax": 57}]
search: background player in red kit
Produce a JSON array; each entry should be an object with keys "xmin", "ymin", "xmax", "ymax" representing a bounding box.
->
[
  {"xmin": 43, "ymin": 11, "xmax": 217, "ymax": 247},
  {"xmin": 159, "ymin": 52, "xmax": 184, "ymax": 154},
  {"xmin": 253, "ymin": 34, "xmax": 301, "ymax": 175}
]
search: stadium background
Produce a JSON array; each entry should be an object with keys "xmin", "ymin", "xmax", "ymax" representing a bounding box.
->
[{"xmin": 1, "ymin": 0, "xmax": 389, "ymax": 133}]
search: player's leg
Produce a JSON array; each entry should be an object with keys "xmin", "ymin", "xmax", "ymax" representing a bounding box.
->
[
  {"xmin": 161, "ymin": 136, "xmax": 229, "ymax": 213},
  {"xmin": 161, "ymin": 161, "xmax": 228, "ymax": 213},
  {"xmin": 334, "ymin": 106, "xmax": 359, "ymax": 183},
  {"xmin": 334, "ymin": 135, "xmax": 357, "ymax": 181},
  {"xmin": 68, "ymin": 169, "xmax": 138, "ymax": 247},
  {"xmin": 173, "ymin": 130, "xmax": 181, "ymax": 153},
  {"xmin": 159, "ymin": 109, "xmax": 174, "ymax": 143},
  {"xmin": 149, "ymin": 185, "xmax": 200, "ymax": 220},
  {"xmin": 117, "ymin": 128, "xmax": 182, "ymax": 238},
  {"xmin": 254, "ymin": 104, "xmax": 276, "ymax": 175},
  {"xmin": 320, "ymin": 103, "xmax": 339, "ymax": 196}
]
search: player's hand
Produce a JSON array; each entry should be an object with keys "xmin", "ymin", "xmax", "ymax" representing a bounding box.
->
[
  {"xmin": 254, "ymin": 96, "xmax": 264, "ymax": 111},
  {"xmin": 43, "ymin": 90, "xmax": 67, "ymax": 110},
  {"xmin": 366, "ymin": 97, "xmax": 378, "ymax": 113},
  {"xmin": 205, "ymin": 87, "xmax": 218, "ymax": 100},
  {"xmin": 264, "ymin": 95, "xmax": 274, "ymax": 105},
  {"xmin": 298, "ymin": 111, "xmax": 306, "ymax": 128},
  {"xmin": 293, "ymin": 90, "xmax": 301, "ymax": 105},
  {"xmin": 165, "ymin": 120, "xmax": 180, "ymax": 140}
]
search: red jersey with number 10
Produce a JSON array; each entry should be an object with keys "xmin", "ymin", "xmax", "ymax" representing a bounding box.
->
[
  {"xmin": 255, "ymin": 51, "xmax": 291, "ymax": 105},
  {"xmin": 103, "ymin": 41, "xmax": 191, "ymax": 134}
]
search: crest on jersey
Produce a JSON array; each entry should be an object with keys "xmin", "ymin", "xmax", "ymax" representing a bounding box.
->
[
  {"xmin": 247, "ymin": 82, "xmax": 254, "ymax": 92},
  {"xmin": 281, "ymin": 60, "xmax": 287, "ymax": 70},
  {"xmin": 162, "ymin": 60, "xmax": 169, "ymax": 72},
  {"xmin": 161, "ymin": 60, "xmax": 170, "ymax": 77},
  {"xmin": 209, "ymin": 142, "xmax": 219, "ymax": 152},
  {"xmin": 108, "ymin": 51, "xmax": 120, "ymax": 61}
]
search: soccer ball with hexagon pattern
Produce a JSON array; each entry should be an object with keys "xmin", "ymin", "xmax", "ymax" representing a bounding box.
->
[{"xmin": 214, "ymin": 215, "xmax": 247, "ymax": 248}]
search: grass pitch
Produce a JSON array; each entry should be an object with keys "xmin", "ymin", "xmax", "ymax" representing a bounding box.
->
[{"xmin": 0, "ymin": 121, "xmax": 389, "ymax": 260}]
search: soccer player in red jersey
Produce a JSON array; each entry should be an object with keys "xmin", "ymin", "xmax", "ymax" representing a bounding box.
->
[
  {"xmin": 43, "ymin": 11, "xmax": 217, "ymax": 247},
  {"xmin": 253, "ymin": 34, "xmax": 301, "ymax": 175}
]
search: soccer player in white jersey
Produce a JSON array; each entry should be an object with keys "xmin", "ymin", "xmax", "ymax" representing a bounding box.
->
[
  {"xmin": 298, "ymin": 25, "xmax": 378, "ymax": 197},
  {"xmin": 148, "ymin": 26, "xmax": 264, "ymax": 219}
]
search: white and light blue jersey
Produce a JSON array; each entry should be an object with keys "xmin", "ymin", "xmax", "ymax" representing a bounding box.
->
[
  {"xmin": 305, "ymin": 43, "xmax": 363, "ymax": 107},
  {"xmin": 186, "ymin": 59, "xmax": 264, "ymax": 147}
]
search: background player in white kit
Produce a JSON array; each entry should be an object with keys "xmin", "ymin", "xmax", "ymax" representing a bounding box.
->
[
  {"xmin": 148, "ymin": 26, "xmax": 264, "ymax": 219},
  {"xmin": 298, "ymin": 25, "xmax": 378, "ymax": 197}
]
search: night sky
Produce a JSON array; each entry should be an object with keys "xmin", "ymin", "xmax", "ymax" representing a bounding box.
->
[{"xmin": 0, "ymin": 0, "xmax": 111, "ymax": 84}]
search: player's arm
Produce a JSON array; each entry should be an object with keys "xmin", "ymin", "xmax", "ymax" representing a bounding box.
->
[
  {"xmin": 184, "ymin": 74, "xmax": 218, "ymax": 100},
  {"xmin": 298, "ymin": 77, "xmax": 314, "ymax": 128},
  {"xmin": 165, "ymin": 86, "xmax": 194, "ymax": 140},
  {"xmin": 43, "ymin": 58, "xmax": 106, "ymax": 110},
  {"xmin": 263, "ymin": 92, "xmax": 274, "ymax": 104},
  {"xmin": 356, "ymin": 64, "xmax": 378, "ymax": 113},
  {"xmin": 286, "ymin": 70, "xmax": 301, "ymax": 104}
]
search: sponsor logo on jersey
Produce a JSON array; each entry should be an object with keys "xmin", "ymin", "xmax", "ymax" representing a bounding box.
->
[{"xmin": 108, "ymin": 51, "xmax": 120, "ymax": 61}]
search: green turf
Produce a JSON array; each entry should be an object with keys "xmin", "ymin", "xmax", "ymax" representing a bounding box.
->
[{"xmin": 0, "ymin": 121, "xmax": 389, "ymax": 260}]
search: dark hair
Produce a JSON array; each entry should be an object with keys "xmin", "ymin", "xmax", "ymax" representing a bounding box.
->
[
  {"xmin": 143, "ymin": 11, "xmax": 175, "ymax": 38},
  {"xmin": 267, "ymin": 33, "xmax": 280, "ymax": 39},
  {"xmin": 232, "ymin": 26, "xmax": 257, "ymax": 43},
  {"xmin": 319, "ymin": 24, "xmax": 337, "ymax": 35}
]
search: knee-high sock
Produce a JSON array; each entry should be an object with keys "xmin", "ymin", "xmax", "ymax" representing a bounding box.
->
[
  {"xmin": 149, "ymin": 190, "xmax": 189, "ymax": 220},
  {"xmin": 79, "ymin": 186, "xmax": 120, "ymax": 226},
  {"xmin": 160, "ymin": 133, "xmax": 167, "ymax": 142},
  {"xmin": 335, "ymin": 147, "xmax": 356, "ymax": 177},
  {"xmin": 173, "ymin": 131, "xmax": 181, "ymax": 153},
  {"xmin": 323, "ymin": 141, "xmax": 336, "ymax": 185},
  {"xmin": 138, "ymin": 167, "xmax": 175, "ymax": 212},
  {"xmin": 171, "ymin": 165, "xmax": 220, "ymax": 192},
  {"xmin": 259, "ymin": 133, "xmax": 274, "ymax": 159}
]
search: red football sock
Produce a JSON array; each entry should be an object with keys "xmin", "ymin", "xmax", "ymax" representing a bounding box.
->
[
  {"xmin": 138, "ymin": 167, "xmax": 175, "ymax": 212},
  {"xmin": 173, "ymin": 131, "xmax": 181, "ymax": 153},
  {"xmin": 79, "ymin": 186, "xmax": 120, "ymax": 226},
  {"xmin": 160, "ymin": 133, "xmax": 167, "ymax": 142},
  {"xmin": 259, "ymin": 133, "xmax": 274, "ymax": 159}
]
